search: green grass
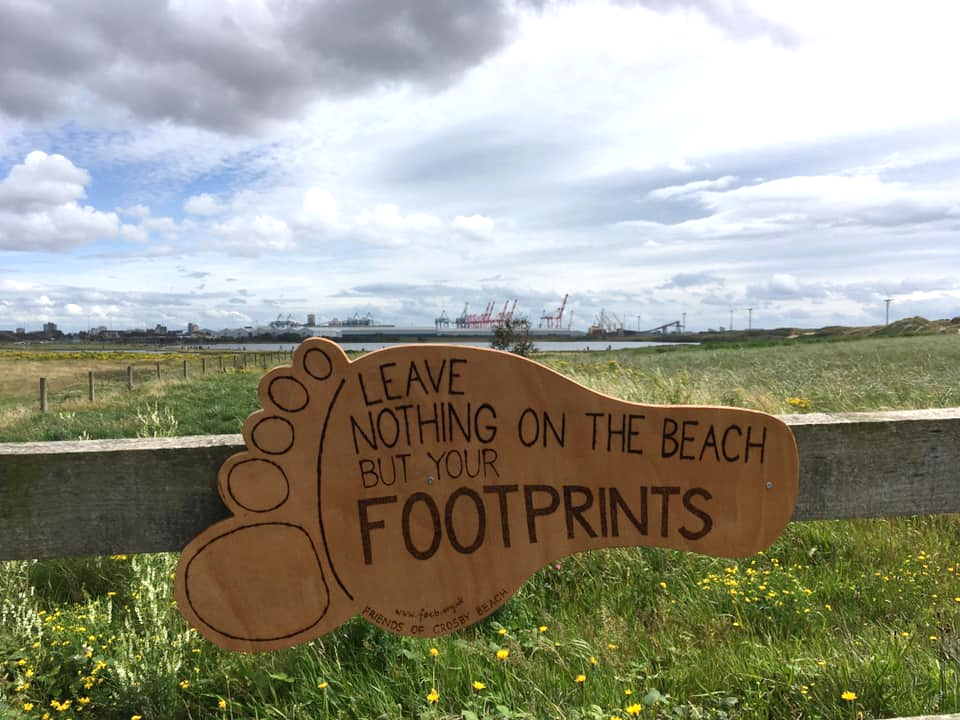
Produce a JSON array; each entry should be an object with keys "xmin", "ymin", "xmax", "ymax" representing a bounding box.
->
[
  {"xmin": 1, "ymin": 337, "xmax": 960, "ymax": 719},
  {"xmin": 539, "ymin": 334, "xmax": 960, "ymax": 413}
]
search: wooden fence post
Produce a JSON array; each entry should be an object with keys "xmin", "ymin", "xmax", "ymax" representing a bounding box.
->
[
  {"xmin": 219, "ymin": 356, "xmax": 223, "ymax": 373},
  {"xmin": 127, "ymin": 366, "xmax": 133, "ymax": 390},
  {"xmin": 39, "ymin": 378, "xmax": 47, "ymax": 413},
  {"xmin": 156, "ymin": 362, "xmax": 161, "ymax": 382},
  {"xmin": 183, "ymin": 359, "xmax": 188, "ymax": 379},
  {"xmin": 202, "ymin": 358, "xmax": 206, "ymax": 375},
  {"xmin": 88, "ymin": 371, "xmax": 95, "ymax": 403}
]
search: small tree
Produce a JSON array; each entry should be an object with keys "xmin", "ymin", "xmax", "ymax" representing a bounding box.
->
[{"xmin": 491, "ymin": 318, "xmax": 536, "ymax": 357}]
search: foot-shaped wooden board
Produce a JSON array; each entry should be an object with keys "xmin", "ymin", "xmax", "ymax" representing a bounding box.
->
[{"xmin": 175, "ymin": 338, "xmax": 799, "ymax": 651}]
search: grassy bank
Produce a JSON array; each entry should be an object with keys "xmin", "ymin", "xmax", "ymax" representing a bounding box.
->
[{"xmin": 1, "ymin": 335, "xmax": 959, "ymax": 719}]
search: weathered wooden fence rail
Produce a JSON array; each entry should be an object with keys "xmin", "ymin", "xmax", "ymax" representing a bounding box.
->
[{"xmin": 1, "ymin": 408, "xmax": 959, "ymax": 562}]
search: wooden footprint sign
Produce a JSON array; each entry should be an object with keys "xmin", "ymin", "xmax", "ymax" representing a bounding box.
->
[{"xmin": 175, "ymin": 338, "xmax": 799, "ymax": 651}]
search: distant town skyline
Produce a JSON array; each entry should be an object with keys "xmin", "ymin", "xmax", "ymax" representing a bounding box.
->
[{"xmin": 2, "ymin": 1, "xmax": 960, "ymax": 333}]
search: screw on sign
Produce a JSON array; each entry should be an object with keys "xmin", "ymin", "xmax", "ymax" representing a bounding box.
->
[{"xmin": 175, "ymin": 338, "xmax": 799, "ymax": 651}]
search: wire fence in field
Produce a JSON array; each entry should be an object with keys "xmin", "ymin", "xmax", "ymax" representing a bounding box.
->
[{"xmin": 35, "ymin": 351, "xmax": 294, "ymax": 412}]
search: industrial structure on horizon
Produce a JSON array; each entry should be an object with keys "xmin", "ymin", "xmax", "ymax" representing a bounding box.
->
[{"xmin": 1, "ymin": 293, "xmax": 689, "ymax": 342}]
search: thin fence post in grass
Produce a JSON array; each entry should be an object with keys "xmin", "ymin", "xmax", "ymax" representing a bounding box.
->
[
  {"xmin": 219, "ymin": 356, "xmax": 223, "ymax": 373},
  {"xmin": 202, "ymin": 357, "xmax": 206, "ymax": 375},
  {"xmin": 183, "ymin": 359, "xmax": 188, "ymax": 379},
  {"xmin": 156, "ymin": 362, "xmax": 161, "ymax": 382},
  {"xmin": 127, "ymin": 365, "xmax": 133, "ymax": 391},
  {"xmin": 88, "ymin": 371, "xmax": 95, "ymax": 403},
  {"xmin": 39, "ymin": 377, "xmax": 47, "ymax": 413},
  {"xmin": 243, "ymin": 353, "xmax": 248, "ymax": 370}
]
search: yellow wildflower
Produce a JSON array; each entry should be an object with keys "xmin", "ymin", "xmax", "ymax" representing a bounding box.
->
[
  {"xmin": 218, "ymin": 698, "xmax": 227, "ymax": 709},
  {"xmin": 79, "ymin": 697, "xmax": 91, "ymax": 705},
  {"xmin": 179, "ymin": 679, "xmax": 190, "ymax": 689},
  {"xmin": 498, "ymin": 627, "xmax": 508, "ymax": 636},
  {"xmin": 626, "ymin": 703, "xmax": 642, "ymax": 716},
  {"xmin": 539, "ymin": 625, "xmax": 548, "ymax": 632},
  {"xmin": 23, "ymin": 704, "xmax": 34, "ymax": 713},
  {"xmin": 429, "ymin": 647, "xmax": 439, "ymax": 657},
  {"xmin": 426, "ymin": 687, "xmax": 440, "ymax": 704},
  {"xmin": 472, "ymin": 680, "xmax": 486, "ymax": 691},
  {"xmin": 496, "ymin": 648, "xmax": 510, "ymax": 660},
  {"xmin": 575, "ymin": 673, "xmax": 586, "ymax": 684},
  {"xmin": 318, "ymin": 681, "xmax": 329, "ymax": 689},
  {"xmin": 132, "ymin": 716, "xmax": 143, "ymax": 720},
  {"xmin": 590, "ymin": 655, "xmax": 598, "ymax": 666},
  {"xmin": 841, "ymin": 691, "xmax": 857, "ymax": 701}
]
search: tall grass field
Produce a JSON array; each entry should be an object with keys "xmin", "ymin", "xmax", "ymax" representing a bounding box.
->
[{"xmin": 1, "ymin": 335, "xmax": 959, "ymax": 719}]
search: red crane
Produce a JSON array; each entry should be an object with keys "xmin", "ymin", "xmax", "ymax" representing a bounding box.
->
[
  {"xmin": 493, "ymin": 299, "xmax": 518, "ymax": 326},
  {"xmin": 540, "ymin": 294, "xmax": 568, "ymax": 329},
  {"xmin": 478, "ymin": 300, "xmax": 494, "ymax": 328}
]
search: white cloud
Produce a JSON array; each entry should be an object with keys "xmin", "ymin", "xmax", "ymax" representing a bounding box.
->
[
  {"xmin": 352, "ymin": 203, "xmax": 442, "ymax": 246},
  {"xmin": 120, "ymin": 204, "xmax": 151, "ymax": 219},
  {"xmin": 0, "ymin": 151, "xmax": 120, "ymax": 251},
  {"xmin": 673, "ymin": 174, "xmax": 960, "ymax": 237},
  {"xmin": 120, "ymin": 223, "xmax": 149, "ymax": 243},
  {"xmin": 65, "ymin": 303, "xmax": 83, "ymax": 315},
  {"xmin": 142, "ymin": 216, "xmax": 179, "ymax": 235},
  {"xmin": 649, "ymin": 176, "xmax": 739, "ymax": 200},
  {"xmin": 355, "ymin": 203, "xmax": 441, "ymax": 231},
  {"xmin": 0, "ymin": 151, "xmax": 89, "ymax": 211},
  {"xmin": 184, "ymin": 193, "xmax": 226, "ymax": 216},
  {"xmin": 212, "ymin": 214, "xmax": 293, "ymax": 253},
  {"xmin": 202, "ymin": 309, "xmax": 253, "ymax": 324},
  {"xmin": 452, "ymin": 214, "xmax": 494, "ymax": 237},
  {"xmin": 299, "ymin": 187, "xmax": 340, "ymax": 229}
]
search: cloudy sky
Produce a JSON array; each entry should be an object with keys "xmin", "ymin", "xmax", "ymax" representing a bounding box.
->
[{"xmin": 2, "ymin": 0, "xmax": 960, "ymax": 333}]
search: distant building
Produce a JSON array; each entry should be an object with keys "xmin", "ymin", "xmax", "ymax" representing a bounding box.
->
[
  {"xmin": 43, "ymin": 322, "xmax": 58, "ymax": 336},
  {"xmin": 187, "ymin": 322, "xmax": 200, "ymax": 334},
  {"xmin": 15, "ymin": 328, "xmax": 25, "ymax": 335},
  {"xmin": 307, "ymin": 313, "xmax": 316, "ymax": 326}
]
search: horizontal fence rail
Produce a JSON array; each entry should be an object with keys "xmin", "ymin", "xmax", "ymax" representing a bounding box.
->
[{"xmin": 1, "ymin": 408, "xmax": 959, "ymax": 561}]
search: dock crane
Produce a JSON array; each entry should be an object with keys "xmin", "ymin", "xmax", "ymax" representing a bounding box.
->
[{"xmin": 540, "ymin": 294, "xmax": 568, "ymax": 329}]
